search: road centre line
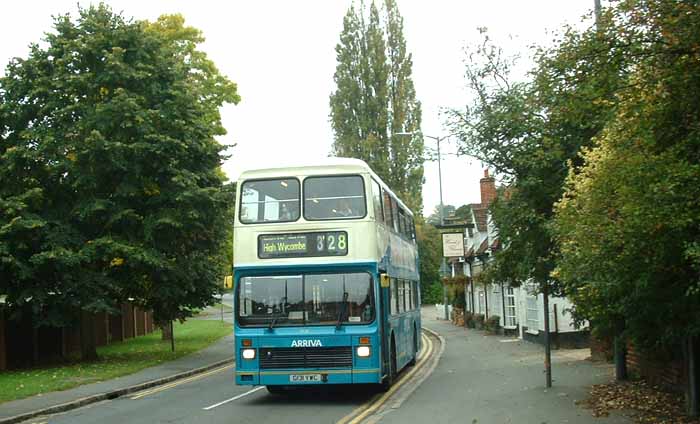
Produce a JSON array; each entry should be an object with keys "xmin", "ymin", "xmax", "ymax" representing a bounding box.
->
[
  {"xmin": 130, "ymin": 364, "xmax": 234, "ymax": 400},
  {"xmin": 337, "ymin": 333, "xmax": 435, "ymax": 424},
  {"xmin": 202, "ymin": 386, "xmax": 266, "ymax": 410}
]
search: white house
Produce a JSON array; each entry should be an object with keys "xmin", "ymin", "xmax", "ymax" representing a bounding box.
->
[{"xmin": 445, "ymin": 170, "xmax": 588, "ymax": 348}]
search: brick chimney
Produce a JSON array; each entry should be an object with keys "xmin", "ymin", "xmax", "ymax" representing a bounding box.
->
[{"xmin": 480, "ymin": 169, "xmax": 496, "ymax": 208}]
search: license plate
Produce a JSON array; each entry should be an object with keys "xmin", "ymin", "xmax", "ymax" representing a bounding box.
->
[{"xmin": 289, "ymin": 374, "xmax": 322, "ymax": 383}]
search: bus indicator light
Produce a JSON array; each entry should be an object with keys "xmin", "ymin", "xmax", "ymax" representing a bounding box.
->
[
  {"xmin": 359, "ymin": 337, "xmax": 370, "ymax": 345},
  {"xmin": 242, "ymin": 339, "xmax": 252, "ymax": 347}
]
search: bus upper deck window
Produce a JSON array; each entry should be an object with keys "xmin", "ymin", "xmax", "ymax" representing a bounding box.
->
[
  {"xmin": 304, "ymin": 175, "xmax": 367, "ymax": 221},
  {"xmin": 240, "ymin": 178, "xmax": 300, "ymax": 224}
]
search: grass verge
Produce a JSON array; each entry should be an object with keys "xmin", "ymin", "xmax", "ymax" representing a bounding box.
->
[{"xmin": 0, "ymin": 319, "xmax": 232, "ymax": 404}]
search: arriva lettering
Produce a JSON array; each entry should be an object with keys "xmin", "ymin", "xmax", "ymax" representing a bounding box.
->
[{"xmin": 291, "ymin": 339, "xmax": 323, "ymax": 348}]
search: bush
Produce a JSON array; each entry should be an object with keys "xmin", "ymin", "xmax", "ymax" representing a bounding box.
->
[
  {"xmin": 485, "ymin": 315, "xmax": 501, "ymax": 334},
  {"xmin": 464, "ymin": 311, "xmax": 475, "ymax": 328},
  {"xmin": 474, "ymin": 313, "xmax": 485, "ymax": 329},
  {"xmin": 422, "ymin": 282, "xmax": 443, "ymax": 305}
]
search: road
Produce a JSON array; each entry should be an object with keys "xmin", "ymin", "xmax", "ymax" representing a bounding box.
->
[
  {"xmin": 23, "ymin": 332, "xmax": 440, "ymax": 424},
  {"xmin": 19, "ymin": 308, "xmax": 627, "ymax": 424}
]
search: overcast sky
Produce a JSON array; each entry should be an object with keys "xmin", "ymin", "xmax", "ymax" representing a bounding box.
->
[{"xmin": 0, "ymin": 1, "xmax": 596, "ymax": 215}]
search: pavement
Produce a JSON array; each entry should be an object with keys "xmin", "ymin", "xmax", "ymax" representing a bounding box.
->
[
  {"xmin": 372, "ymin": 307, "xmax": 629, "ymax": 424},
  {"xmin": 0, "ymin": 332, "xmax": 234, "ymax": 424}
]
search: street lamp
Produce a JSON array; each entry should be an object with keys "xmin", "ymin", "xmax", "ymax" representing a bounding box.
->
[{"xmin": 394, "ymin": 131, "xmax": 454, "ymax": 320}]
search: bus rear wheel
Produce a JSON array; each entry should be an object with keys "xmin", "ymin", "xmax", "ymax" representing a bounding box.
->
[
  {"xmin": 408, "ymin": 326, "xmax": 418, "ymax": 366},
  {"xmin": 381, "ymin": 337, "xmax": 397, "ymax": 391}
]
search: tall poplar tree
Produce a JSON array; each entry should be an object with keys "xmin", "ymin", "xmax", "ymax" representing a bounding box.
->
[{"xmin": 330, "ymin": 0, "xmax": 423, "ymax": 213}]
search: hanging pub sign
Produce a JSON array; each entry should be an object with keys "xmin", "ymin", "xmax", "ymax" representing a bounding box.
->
[{"xmin": 442, "ymin": 233, "xmax": 465, "ymax": 257}]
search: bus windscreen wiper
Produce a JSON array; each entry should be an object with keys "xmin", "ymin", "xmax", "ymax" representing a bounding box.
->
[
  {"xmin": 336, "ymin": 292, "xmax": 349, "ymax": 330},
  {"xmin": 269, "ymin": 315, "xmax": 282, "ymax": 330}
]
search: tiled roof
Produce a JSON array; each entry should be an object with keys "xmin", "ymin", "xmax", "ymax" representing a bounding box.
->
[{"xmin": 472, "ymin": 206, "xmax": 488, "ymax": 232}]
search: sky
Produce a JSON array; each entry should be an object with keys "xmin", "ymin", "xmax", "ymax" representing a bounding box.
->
[{"xmin": 0, "ymin": 1, "xmax": 596, "ymax": 215}]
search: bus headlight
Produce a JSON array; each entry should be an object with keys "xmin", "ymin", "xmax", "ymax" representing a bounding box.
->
[
  {"xmin": 356, "ymin": 346, "xmax": 371, "ymax": 357},
  {"xmin": 242, "ymin": 348, "xmax": 256, "ymax": 360}
]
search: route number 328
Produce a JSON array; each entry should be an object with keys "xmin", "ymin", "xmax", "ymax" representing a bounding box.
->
[{"xmin": 316, "ymin": 233, "xmax": 347, "ymax": 253}]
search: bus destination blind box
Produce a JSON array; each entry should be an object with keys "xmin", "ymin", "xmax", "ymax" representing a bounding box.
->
[{"xmin": 258, "ymin": 231, "xmax": 348, "ymax": 259}]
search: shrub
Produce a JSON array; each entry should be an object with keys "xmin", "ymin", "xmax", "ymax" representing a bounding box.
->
[
  {"xmin": 464, "ymin": 311, "xmax": 475, "ymax": 328},
  {"xmin": 474, "ymin": 313, "xmax": 485, "ymax": 329},
  {"xmin": 485, "ymin": 315, "xmax": 501, "ymax": 334}
]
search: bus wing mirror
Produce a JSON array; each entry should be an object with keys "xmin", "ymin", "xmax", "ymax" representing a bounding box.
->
[{"xmin": 380, "ymin": 274, "xmax": 390, "ymax": 288}]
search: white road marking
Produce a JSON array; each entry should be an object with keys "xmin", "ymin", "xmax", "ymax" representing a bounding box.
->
[
  {"xmin": 499, "ymin": 339, "xmax": 520, "ymax": 343},
  {"xmin": 202, "ymin": 386, "xmax": 265, "ymax": 410}
]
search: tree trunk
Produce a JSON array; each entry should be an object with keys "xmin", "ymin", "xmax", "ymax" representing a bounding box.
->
[
  {"xmin": 484, "ymin": 285, "xmax": 489, "ymax": 319},
  {"xmin": 464, "ymin": 281, "xmax": 469, "ymax": 328},
  {"xmin": 160, "ymin": 320, "xmax": 172, "ymax": 341},
  {"xmin": 614, "ymin": 320, "xmax": 627, "ymax": 381},
  {"xmin": 543, "ymin": 284, "xmax": 552, "ymax": 388},
  {"xmin": 80, "ymin": 310, "xmax": 98, "ymax": 361},
  {"xmin": 687, "ymin": 335, "xmax": 699, "ymax": 418}
]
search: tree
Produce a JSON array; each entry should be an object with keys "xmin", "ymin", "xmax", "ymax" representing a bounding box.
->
[
  {"xmin": 555, "ymin": 0, "xmax": 700, "ymax": 415},
  {"xmin": 330, "ymin": 0, "xmax": 423, "ymax": 213},
  {"xmin": 447, "ymin": 15, "xmax": 631, "ymax": 386},
  {"xmin": 0, "ymin": 5, "xmax": 240, "ymax": 358},
  {"xmin": 426, "ymin": 204, "xmax": 456, "ymax": 225},
  {"xmin": 415, "ymin": 219, "xmax": 442, "ymax": 304}
]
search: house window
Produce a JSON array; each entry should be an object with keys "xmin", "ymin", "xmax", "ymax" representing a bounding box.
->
[
  {"xmin": 526, "ymin": 295, "xmax": 539, "ymax": 333},
  {"xmin": 505, "ymin": 287, "xmax": 517, "ymax": 328}
]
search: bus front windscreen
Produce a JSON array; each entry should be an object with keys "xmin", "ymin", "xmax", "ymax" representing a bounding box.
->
[{"xmin": 237, "ymin": 272, "xmax": 374, "ymax": 327}]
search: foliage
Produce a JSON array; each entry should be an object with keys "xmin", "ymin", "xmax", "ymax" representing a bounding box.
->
[
  {"xmin": 445, "ymin": 278, "xmax": 466, "ymax": 308},
  {"xmin": 554, "ymin": 0, "xmax": 700, "ymax": 349},
  {"xmin": 0, "ymin": 319, "xmax": 231, "ymax": 403},
  {"xmin": 416, "ymin": 218, "xmax": 442, "ymax": 303},
  {"xmin": 464, "ymin": 311, "xmax": 475, "ymax": 328},
  {"xmin": 474, "ymin": 313, "xmax": 485, "ymax": 329},
  {"xmin": 330, "ymin": 0, "xmax": 424, "ymax": 212},
  {"xmin": 485, "ymin": 315, "xmax": 501, "ymax": 333},
  {"xmin": 446, "ymin": 11, "xmax": 634, "ymax": 296},
  {"xmin": 0, "ymin": 5, "xmax": 240, "ymax": 336},
  {"xmin": 425, "ymin": 204, "xmax": 456, "ymax": 225},
  {"xmin": 421, "ymin": 282, "xmax": 443, "ymax": 305}
]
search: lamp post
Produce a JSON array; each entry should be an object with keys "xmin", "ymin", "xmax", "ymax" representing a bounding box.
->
[{"xmin": 394, "ymin": 131, "xmax": 452, "ymax": 320}]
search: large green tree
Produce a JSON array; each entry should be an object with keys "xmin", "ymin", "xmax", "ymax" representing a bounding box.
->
[
  {"xmin": 0, "ymin": 5, "xmax": 239, "ymax": 358},
  {"xmin": 555, "ymin": 0, "xmax": 700, "ymax": 414},
  {"xmin": 447, "ymin": 14, "xmax": 632, "ymax": 386},
  {"xmin": 330, "ymin": 0, "xmax": 423, "ymax": 212}
]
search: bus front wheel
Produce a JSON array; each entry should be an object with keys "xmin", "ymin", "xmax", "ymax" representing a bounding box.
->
[{"xmin": 266, "ymin": 385, "xmax": 285, "ymax": 395}]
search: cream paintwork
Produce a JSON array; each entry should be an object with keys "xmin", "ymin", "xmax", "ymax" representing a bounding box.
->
[{"xmin": 233, "ymin": 160, "xmax": 416, "ymax": 274}]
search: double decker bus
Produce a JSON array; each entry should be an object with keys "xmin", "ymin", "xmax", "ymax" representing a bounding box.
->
[{"xmin": 232, "ymin": 158, "xmax": 421, "ymax": 392}]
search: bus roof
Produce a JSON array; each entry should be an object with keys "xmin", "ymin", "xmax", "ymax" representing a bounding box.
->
[{"xmin": 236, "ymin": 157, "xmax": 414, "ymax": 216}]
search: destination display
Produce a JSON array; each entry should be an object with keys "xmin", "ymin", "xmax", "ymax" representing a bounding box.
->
[{"xmin": 258, "ymin": 231, "xmax": 348, "ymax": 259}]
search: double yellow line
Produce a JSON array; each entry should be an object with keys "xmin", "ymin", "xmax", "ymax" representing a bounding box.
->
[
  {"xmin": 130, "ymin": 364, "xmax": 234, "ymax": 400},
  {"xmin": 337, "ymin": 332, "xmax": 435, "ymax": 424}
]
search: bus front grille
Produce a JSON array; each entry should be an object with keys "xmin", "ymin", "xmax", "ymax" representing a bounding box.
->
[{"xmin": 259, "ymin": 346, "xmax": 353, "ymax": 369}]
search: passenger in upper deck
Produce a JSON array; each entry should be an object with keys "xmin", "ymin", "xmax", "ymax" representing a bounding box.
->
[
  {"xmin": 334, "ymin": 198, "xmax": 355, "ymax": 218},
  {"xmin": 279, "ymin": 202, "xmax": 298, "ymax": 221}
]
